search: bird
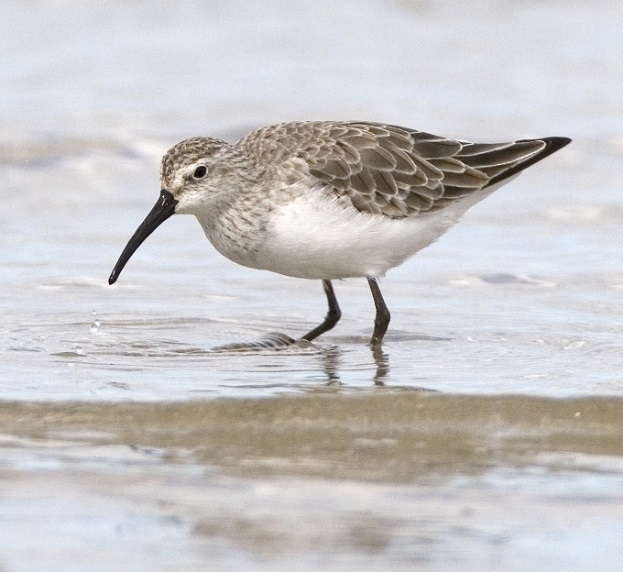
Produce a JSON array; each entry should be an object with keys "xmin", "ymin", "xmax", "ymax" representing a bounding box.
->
[{"xmin": 108, "ymin": 121, "xmax": 571, "ymax": 349}]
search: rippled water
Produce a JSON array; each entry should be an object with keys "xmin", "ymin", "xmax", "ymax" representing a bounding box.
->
[{"xmin": 1, "ymin": 0, "xmax": 622, "ymax": 569}]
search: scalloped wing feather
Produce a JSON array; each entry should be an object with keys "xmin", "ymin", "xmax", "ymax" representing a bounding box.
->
[{"xmin": 238, "ymin": 121, "xmax": 568, "ymax": 219}]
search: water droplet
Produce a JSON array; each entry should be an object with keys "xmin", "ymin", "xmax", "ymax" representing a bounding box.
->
[{"xmin": 90, "ymin": 319, "xmax": 100, "ymax": 334}]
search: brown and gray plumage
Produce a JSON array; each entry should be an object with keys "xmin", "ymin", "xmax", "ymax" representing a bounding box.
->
[{"xmin": 109, "ymin": 121, "xmax": 571, "ymax": 348}]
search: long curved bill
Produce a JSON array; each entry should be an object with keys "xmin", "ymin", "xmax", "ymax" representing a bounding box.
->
[{"xmin": 108, "ymin": 190, "xmax": 178, "ymax": 285}]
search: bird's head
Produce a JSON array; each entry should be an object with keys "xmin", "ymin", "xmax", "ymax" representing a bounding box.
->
[{"xmin": 108, "ymin": 136, "xmax": 239, "ymax": 285}]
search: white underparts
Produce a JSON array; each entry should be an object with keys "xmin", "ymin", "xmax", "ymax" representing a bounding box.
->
[{"xmin": 251, "ymin": 182, "xmax": 507, "ymax": 280}]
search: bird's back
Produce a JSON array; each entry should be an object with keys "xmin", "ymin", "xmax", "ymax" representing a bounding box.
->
[{"xmin": 236, "ymin": 121, "xmax": 570, "ymax": 220}]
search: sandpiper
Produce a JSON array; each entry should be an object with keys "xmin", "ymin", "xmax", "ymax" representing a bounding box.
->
[{"xmin": 109, "ymin": 121, "xmax": 570, "ymax": 348}]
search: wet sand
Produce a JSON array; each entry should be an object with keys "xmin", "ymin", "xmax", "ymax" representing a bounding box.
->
[
  {"xmin": 2, "ymin": 394, "xmax": 623, "ymax": 570},
  {"xmin": 3, "ymin": 393, "xmax": 623, "ymax": 481}
]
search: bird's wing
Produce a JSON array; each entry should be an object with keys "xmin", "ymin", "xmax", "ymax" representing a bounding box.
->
[{"xmin": 277, "ymin": 121, "xmax": 569, "ymax": 218}]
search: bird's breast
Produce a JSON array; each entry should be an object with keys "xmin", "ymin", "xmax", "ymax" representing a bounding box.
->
[{"xmin": 252, "ymin": 191, "xmax": 463, "ymax": 280}]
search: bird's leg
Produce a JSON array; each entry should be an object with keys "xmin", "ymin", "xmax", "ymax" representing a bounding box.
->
[
  {"xmin": 301, "ymin": 280, "xmax": 342, "ymax": 342},
  {"xmin": 367, "ymin": 277, "xmax": 391, "ymax": 348}
]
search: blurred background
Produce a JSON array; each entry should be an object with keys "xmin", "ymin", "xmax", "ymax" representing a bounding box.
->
[{"xmin": 0, "ymin": 0, "xmax": 622, "ymax": 570}]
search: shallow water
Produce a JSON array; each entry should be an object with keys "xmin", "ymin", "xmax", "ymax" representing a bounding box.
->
[{"xmin": 1, "ymin": 0, "xmax": 623, "ymax": 569}]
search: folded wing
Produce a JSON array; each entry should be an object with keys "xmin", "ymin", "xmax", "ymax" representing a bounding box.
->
[{"xmin": 299, "ymin": 122, "xmax": 570, "ymax": 218}]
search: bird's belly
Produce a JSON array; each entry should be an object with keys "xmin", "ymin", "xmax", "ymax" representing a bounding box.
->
[{"xmin": 252, "ymin": 192, "xmax": 474, "ymax": 280}]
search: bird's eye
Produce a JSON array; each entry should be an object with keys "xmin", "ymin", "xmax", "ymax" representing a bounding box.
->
[{"xmin": 193, "ymin": 165, "xmax": 207, "ymax": 179}]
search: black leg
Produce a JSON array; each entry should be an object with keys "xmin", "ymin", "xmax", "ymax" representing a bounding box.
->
[
  {"xmin": 367, "ymin": 277, "xmax": 391, "ymax": 348},
  {"xmin": 301, "ymin": 280, "xmax": 342, "ymax": 342}
]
